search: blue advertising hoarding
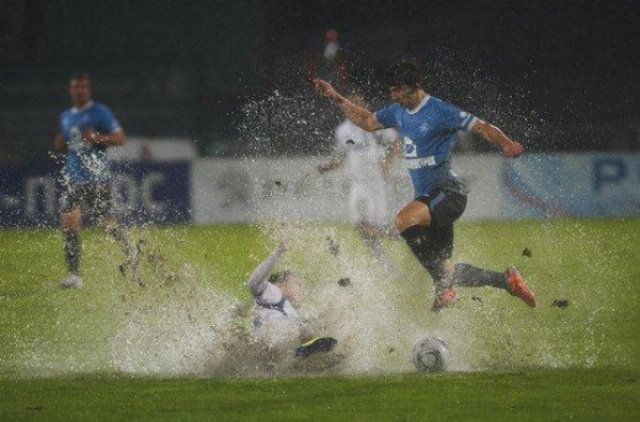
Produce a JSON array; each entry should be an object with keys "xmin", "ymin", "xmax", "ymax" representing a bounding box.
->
[
  {"xmin": 500, "ymin": 153, "xmax": 640, "ymax": 218},
  {"xmin": 0, "ymin": 161, "xmax": 191, "ymax": 227}
]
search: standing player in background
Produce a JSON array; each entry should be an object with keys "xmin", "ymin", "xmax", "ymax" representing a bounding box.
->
[
  {"xmin": 306, "ymin": 28, "xmax": 350, "ymax": 93},
  {"xmin": 53, "ymin": 73, "xmax": 137, "ymax": 289},
  {"xmin": 317, "ymin": 94, "xmax": 401, "ymax": 271},
  {"xmin": 314, "ymin": 59, "xmax": 537, "ymax": 312}
]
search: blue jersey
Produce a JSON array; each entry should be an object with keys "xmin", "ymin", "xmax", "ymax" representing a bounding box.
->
[
  {"xmin": 59, "ymin": 101, "xmax": 121, "ymax": 184},
  {"xmin": 374, "ymin": 95, "xmax": 476, "ymax": 197}
]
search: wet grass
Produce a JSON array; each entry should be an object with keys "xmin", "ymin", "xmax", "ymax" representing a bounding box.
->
[
  {"xmin": 1, "ymin": 368, "xmax": 638, "ymax": 421},
  {"xmin": 0, "ymin": 219, "xmax": 639, "ymax": 420}
]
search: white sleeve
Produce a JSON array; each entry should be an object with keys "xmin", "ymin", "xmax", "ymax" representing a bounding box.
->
[
  {"xmin": 247, "ymin": 246, "xmax": 284, "ymax": 297},
  {"xmin": 255, "ymin": 282, "xmax": 284, "ymax": 305}
]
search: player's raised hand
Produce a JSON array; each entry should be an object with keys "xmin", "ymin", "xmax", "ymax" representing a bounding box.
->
[
  {"xmin": 314, "ymin": 78, "xmax": 338, "ymax": 99},
  {"xmin": 278, "ymin": 233, "xmax": 291, "ymax": 253},
  {"xmin": 501, "ymin": 140, "xmax": 524, "ymax": 158}
]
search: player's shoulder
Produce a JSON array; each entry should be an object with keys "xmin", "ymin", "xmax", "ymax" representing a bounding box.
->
[
  {"xmin": 429, "ymin": 96, "xmax": 463, "ymax": 118},
  {"xmin": 60, "ymin": 109, "xmax": 71, "ymax": 121},
  {"xmin": 374, "ymin": 102, "xmax": 403, "ymax": 125},
  {"xmin": 382, "ymin": 102, "xmax": 403, "ymax": 113},
  {"xmin": 428, "ymin": 96, "xmax": 449, "ymax": 109},
  {"xmin": 91, "ymin": 102, "xmax": 114, "ymax": 115}
]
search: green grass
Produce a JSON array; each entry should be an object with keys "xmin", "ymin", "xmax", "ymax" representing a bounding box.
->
[
  {"xmin": 1, "ymin": 219, "xmax": 639, "ymax": 420},
  {"xmin": 1, "ymin": 369, "xmax": 639, "ymax": 421}
]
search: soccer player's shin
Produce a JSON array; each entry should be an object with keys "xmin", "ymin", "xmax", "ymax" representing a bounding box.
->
[
  {"xmin": 401, "ymin": 225, "xmax": 459, "ymax": 311},
  {"xmin": 453, "ymin": 263, "xmax": 508, "ymax": 289},
  {"xmin": 400, "ymin": 225, "xmax": 450, "ymax": 285},
  {"xmin": 63, "ymin": 229, "xmax": 81, "ymax": 275}
]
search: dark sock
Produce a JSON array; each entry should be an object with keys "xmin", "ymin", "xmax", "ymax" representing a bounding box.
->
[
  {"xmin": 401, "ymin": 225, "xmax": 449, "ymax": 287},
  {"xmin": 453, "ymin": 263, "xmax": 508, "ymax": 290},
  {"xmin": 63, "ymin": 230, "xmax": 81, "ymax": 274}
]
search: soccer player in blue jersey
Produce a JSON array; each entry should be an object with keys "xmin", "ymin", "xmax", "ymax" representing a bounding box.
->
[
  {"xmin": 314, "ymin": 59, "xmax": 537, "ymax": 311},
  {"xmin": 53, "ymin": 73, "xmax": 137, "ymax": 289}
]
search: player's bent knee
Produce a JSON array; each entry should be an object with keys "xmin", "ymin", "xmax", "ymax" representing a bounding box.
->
[
  {"xmin": 61, "ymin": 211, "xmax": 81, "ymax": 231},
  {"xmin": 394, "ymin": 213, "xmax": 407, "ymax": 232},
  {"xmin": 397, "ymin": 200, "xmax": 433, "ymax": 233},
  {"xmin": 395, "ymin": 208, "xmax": 426, "ymax": 233}
]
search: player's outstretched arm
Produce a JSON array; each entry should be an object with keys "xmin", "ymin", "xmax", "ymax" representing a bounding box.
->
[
  {"xmin": 247, "ymin": 241, "xmax": 287, "ymax": 296},
  {"xmin": 471, "ymin": 120, "xmax": 524, "ymax": 158},
  {"xmin": 83, "ymin": 129, "xmax": 127, "ymax": 147},
  {"xmin": 314, "ymin": 78, "xmax": 382, "ymax": 132}
]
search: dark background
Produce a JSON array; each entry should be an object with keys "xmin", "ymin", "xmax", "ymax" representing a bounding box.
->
[{"xmin": 1, "ymin": 0, "xmax": 638, "ymax": 162}]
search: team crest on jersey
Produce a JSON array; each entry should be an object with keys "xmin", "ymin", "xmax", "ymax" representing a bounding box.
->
[
  {"xmin": 404, "ymin": 136, "xmax": 417, "ymax": 158},
  {"xmin": 419, "ymin": 122, "xmax": 430, "ymax": 133}
]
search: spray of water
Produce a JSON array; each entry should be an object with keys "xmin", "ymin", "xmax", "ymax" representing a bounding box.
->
[{"xmin": 6, "ymin": 64, "xmax": 622, "ymax": 379}]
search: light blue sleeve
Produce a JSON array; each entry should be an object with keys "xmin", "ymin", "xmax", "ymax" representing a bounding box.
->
[
  {"xmin": 438, "ymin": 100, "xmax": 477, "ymax": 132},
  {"xmin": 96, "ymin": 105, "xmax": 121, "ymax": 134},
  {"xmin": 374, "ymin": 104, "xmax": 399, "ymax": 129}
]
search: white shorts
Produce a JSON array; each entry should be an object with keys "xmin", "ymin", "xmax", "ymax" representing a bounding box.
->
[{"xmin": 349, "ymin": 182, "xmax": 388, "ymax": 227}]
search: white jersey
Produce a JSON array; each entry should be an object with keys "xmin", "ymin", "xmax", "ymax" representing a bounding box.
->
[
  {"xmin": 335, "ymin": 120, "xmax": 397, "ymax": 226},
  {"xmin": 251, "ymin": 281, "xmax": 305, "ymax": 352},
  {"xmin": 335, "ymin": 120, "xmax": 393, "ymax": 184},
  {"xmin": 252, "ymin": 282, "xmax": 301, "ymax": 328}
]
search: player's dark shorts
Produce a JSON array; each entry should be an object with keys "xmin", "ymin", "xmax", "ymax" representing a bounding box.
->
[
  {"xmin": 59, "ymin": 180, "xmax": 114, "ymax": 218},
  {"xmin": 416, "ymin": 182, "xmax": 468, "ymax": 259}
]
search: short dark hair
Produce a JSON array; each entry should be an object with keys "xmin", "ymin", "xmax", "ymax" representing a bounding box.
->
[
  {"xmin": 384, "ymin": 59, "xmax": 425, "ymax": 88},
  {"xmin": 70, "ymin": 72, "xmax": 91, "ymax": 83},
  {"xmin": 269, "ymin": 270, "xmax": 291, "ymax": 284}
]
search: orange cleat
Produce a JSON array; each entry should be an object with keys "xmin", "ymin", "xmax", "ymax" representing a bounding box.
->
[
  {"xmin": 506, "ymin": 267, "xmax": 537, "ymax": 308},
  {"xmin": 431, "ymin": 286, "xmax": 459, "ymax": 312}
]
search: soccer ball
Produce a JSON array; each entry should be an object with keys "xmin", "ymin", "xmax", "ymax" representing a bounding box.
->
[{"xmin": 412, "ymin": 335, "xmax": 450, "ymax": 373}]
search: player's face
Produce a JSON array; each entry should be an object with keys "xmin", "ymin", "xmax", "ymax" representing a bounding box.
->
[
  {"xmin": 69, "ymin": 79, "xmax": 92, "ymax": 106},
  {"xmin": 278, "ymin": 275, "xmax": 305, "ymax": 306},
  {"xmin": 390, "ymin": 85, "xmax": 418, "ymax": 109}
]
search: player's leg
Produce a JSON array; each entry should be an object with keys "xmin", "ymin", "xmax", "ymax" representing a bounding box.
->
[
  {"xmin": 452, "ymin": 263, "xmax": 537, "ymax": 308},
  {"xmin": 352, "ymin": 185, "xmax": 392, "ymax": 270},
  {"xmin": 396, "ymin": 189, "xmax": 536, "ymax": 309},
  {"xmin": 395, "ymin": 190, "xmax": 466, "ymax": 310},
  {"xmin": 92, "ymin": 182, "xmax": 138, "ymax": 276},
  {"xmin": 59, "ymin": 184, "xmax": 83, "ymax": 288},
  {"xmin": 395, "ymin": 195, "xmax": 456, "ymax": 281},
  {"xmin": 60, "ymin": 208, "xmax": 83, "ymax": 288},
  {"xmin": 452, "ymin": 263, "xmax": 509, "ymax": 289}
]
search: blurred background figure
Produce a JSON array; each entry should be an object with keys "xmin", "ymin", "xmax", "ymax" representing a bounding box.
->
[
  {"xmin": 53, "ymin": 73, "xmax": 138, "ymax": 289},
  {"xmin": 306, "ymin": 28, "xmax": 351, "ymax": 94},
  {"xmin": 317, "ymin": 94, "xmax": 401, "ymax": 271}
]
